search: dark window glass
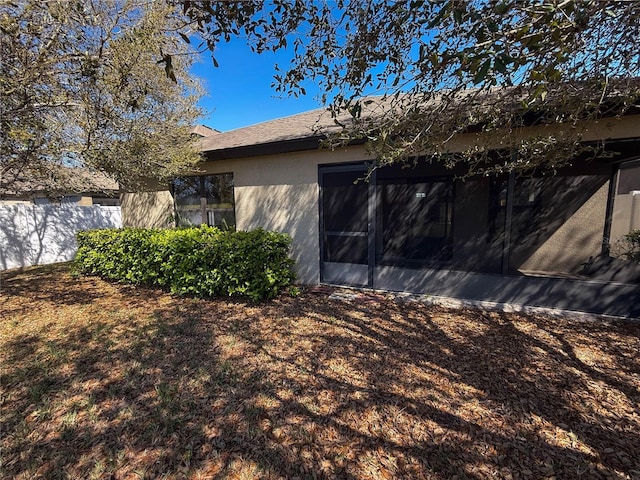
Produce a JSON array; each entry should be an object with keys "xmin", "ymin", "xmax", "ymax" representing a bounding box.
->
[
  {"xmin": 173, "ymin": 177, "xmax": 203, "ymax": 226},
  {"xmin": 203, "ymin": 174, "xmax": 235, "ymax": 229},
  {"xmin": 173, "ymin": 173, "xmax": 235, "ymax": 229}
]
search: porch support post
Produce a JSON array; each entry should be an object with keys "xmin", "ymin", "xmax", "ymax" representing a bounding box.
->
[
  {"xmin": 318, "ymin": 168, "xmax": 325, "ymax": 283},
  {"xmin": 501, "ymin": 151, "xmax": 516, "ymax": 275},
  {"xmin": 367, "ymin": 168, "xmax": 376, "ymax": 288},
  {"xmin": 602, "ymin": 164, "xmax": 619, "ymax": 257}
]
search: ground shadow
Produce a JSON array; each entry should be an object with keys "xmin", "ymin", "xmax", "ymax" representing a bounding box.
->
[{"xmin": 2, "ymin": 269, "xmax": 639, "ymax": 478}]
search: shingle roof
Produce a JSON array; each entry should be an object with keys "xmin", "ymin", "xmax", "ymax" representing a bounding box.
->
[
  {"xmin": 198, "ymin": 108, "xmax": 336, "ymax": 153},
  {"xmin": 1, "ymin": 166, "xmax": 119, "ymax": 198},
  {"xmin": 198, "ymin": 85, "xmax": 640, "ymax": 156},
  {"xmin": 196, "ymin": 93, "xmax": 470, "ymax": 155},
  {"xmin": 191, "ymin": 124, "xmax": 220, "ymax": 137}
]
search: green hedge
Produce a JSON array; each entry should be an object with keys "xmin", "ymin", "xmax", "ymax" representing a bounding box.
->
[
  {"xmin": 75, "ymin": 226, "xmax": 296, "ymax": 301},
  {"xmin": 618, "ymin": 229, "xmax": 640, "ymax": 263}
]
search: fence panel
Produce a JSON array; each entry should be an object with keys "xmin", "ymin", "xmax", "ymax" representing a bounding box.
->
[{"xmin": 0, "ymin": 204, "xmax": 122, "ymax": 270}]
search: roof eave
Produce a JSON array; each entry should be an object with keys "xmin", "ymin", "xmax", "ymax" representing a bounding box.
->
[{"xmin": 203, "ymin": 136, "xmax": 320, "ymax": 160}]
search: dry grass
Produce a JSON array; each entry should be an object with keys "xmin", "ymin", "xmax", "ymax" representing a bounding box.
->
[{"xmin": 1, "ymin": 264, "xmax": 639, "ymax": 480}]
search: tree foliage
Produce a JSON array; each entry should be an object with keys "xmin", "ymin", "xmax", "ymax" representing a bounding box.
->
[
  {"xmin": 1, "ymin": 0, "xmax": 204, "ymax": 192},
  {"xmin": 190, "ymin": 0, "xmax": 640, "ymax": 174},
  {"xmin": 4, "ymin": 1, "xmax": 637, "ymax": 187}
]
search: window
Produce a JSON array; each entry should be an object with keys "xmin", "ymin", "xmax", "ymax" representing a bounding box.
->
[{"xmin": 172, "ymin": 173, "xmax": 235, "ymax": 229}]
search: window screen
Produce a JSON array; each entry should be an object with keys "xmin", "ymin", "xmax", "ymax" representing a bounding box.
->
[
  {"xmin": 377, "ymin": 176, "xmax": 454, "ymax": 265},
  {"xmin": 322, "ymin": 169, "xmax": 369, "ymax": 264}
]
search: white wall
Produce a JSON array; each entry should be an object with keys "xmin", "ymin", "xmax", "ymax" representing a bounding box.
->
[
  {"xmin": 611, "ymin": 191, "xmax": 640, "ymax": 240},
  {"xmin": 0, "ymin": 204, "xmax": 122, "ymax": 270}
]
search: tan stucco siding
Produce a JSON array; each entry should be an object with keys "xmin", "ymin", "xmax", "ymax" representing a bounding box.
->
[
  {"xmin": 442, "ymin": 115, "xmax": 640, "ymax": 152},
  {"xmin": 199, "ymin": 145, "xmax": 372, "ymax": 184},
  {"xmin": 121, "ymin": 190, "xmax": 175, "ymax": 229},
  {"xmin": 234, "ymin": 184, "xmax": 319, "ymax": 283}
]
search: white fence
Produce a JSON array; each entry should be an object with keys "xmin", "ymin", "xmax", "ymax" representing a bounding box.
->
[{"xmin": 0, "ymin": 204, "xmax": 122, "ymax": 270}]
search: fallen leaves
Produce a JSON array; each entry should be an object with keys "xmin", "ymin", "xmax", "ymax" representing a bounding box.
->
[{"xmin": 1, "ymin": 264, "xmax": 639, "ymax": 479}]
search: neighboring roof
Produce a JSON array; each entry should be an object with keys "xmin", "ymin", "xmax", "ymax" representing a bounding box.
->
[
  {"xmin": 191, "ymin": 124, "xmax": 220, "ymax": 137},
  {"xmin": 1, "ymin": 166, "xmax": 119, "ymax": 198}
]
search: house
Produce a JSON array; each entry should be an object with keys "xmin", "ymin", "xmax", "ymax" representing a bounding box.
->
[
  {"xmin": 121, "ymin": 99, "xmax": 640, "ymax": 317},
  {"xmin": 0, "ymin": 166, "xmax": 120, "ymax": 206},
  {"xmin": 191, "ymin": 124, "xmax": 221, "ymax": 138}
]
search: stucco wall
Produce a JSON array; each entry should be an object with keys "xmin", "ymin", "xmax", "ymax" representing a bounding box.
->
[
  {"xmin": 78, "ymin": 196, "xmax": 94, "ymax": 207},
  {"xmin": 121, "ymin": 190, "xmax": 175, "ymax": 229}
]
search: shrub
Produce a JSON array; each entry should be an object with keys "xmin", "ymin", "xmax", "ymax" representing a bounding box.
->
[
  {"xmin": 75, "ymin": 226, "xmax": 296, "ymax": 301},
  {"xmin": 615, "ymin": 229, "xmax": 640, "ymax": 263}
]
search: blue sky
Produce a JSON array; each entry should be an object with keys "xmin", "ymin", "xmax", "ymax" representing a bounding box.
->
[{"xmin": 191, "ymin": 38, "xmax": 323, "ymax": 132}]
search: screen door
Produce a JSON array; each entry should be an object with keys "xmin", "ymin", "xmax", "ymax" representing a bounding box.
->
[{"xmin": 319, "ymin": 164, "xmax": 373, "ymax": 287}]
